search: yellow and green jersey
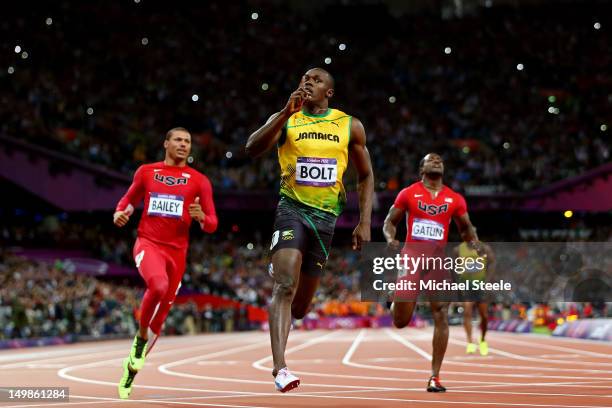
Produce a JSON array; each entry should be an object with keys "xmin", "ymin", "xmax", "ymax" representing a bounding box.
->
[
  {"xmin": 278, "ymin": 108, "xmax": 351, "ymax": 216},
  {"xmin": 457, "ymin": 242, "xmax": 488, "ymax": 281}
]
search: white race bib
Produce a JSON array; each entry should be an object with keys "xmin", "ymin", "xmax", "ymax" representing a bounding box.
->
[
  {"xmin": 147, "ymin": 193, "xmax": 184, "ymax": 218},
  {"xmin": 295, "ymin": 157, "xmax": 337, "ymax": 187},
  {"xmin": 411, "ymin": 218, "xmax": 445, "ymax": 241}
]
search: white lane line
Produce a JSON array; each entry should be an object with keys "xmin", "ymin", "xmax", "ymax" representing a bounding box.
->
[
  {"xmin": 343, "ymin": 331, "xmax": 612, "ymax": 380},
  {"xmin": 385, "ymin": 328, "xmax": 432, "ymax": 361},
  {"xmin": 256, "ymin": 329, "xmax": 612, "ymax": 389},
  {"xmin": 43, "ymin": 329, "xmax": 612, "ymax": 407},
  {"xmin": 1, "ymin": 333, "xmax": 269, "ymax": 368},
  {"xmin": 103, "ymin": 383, "xmax": 612, "ymax": 408},
  {"xmin": 448, "ymin": 389, "xmax": 612, "ymax": 398},
  {"xmin": 341, "ymin": 328, "xmax": 366, "ymax": 365},
  {"xmin": 0, "ymin": 348, "xmax": 129, "ymax": 369},
  {"xmin": 161, "ymin": 330, "xmax": 400, "ymax": 391},
  {"xmin": 406, "ymin": 328, "xmax": 612, "ymax": 369},
  {"xmin": 58, "ymin": 335, "xmax": 271, "ymax": 396},
  {"xmin": 0, "ymin": 344, "xmax": 126, "ymax": 364},
  {"xmin": 448, "ymin": 339, "xmax": 612, "ymax": 374},
  {"xmin": 491, "ymin": 334, "xmax": 612, "ymax": 359},
  {"xmin": 251, "ymin": 330, "xmax": 339, "ymax": 371},
  {"xmin": 453, "ymin": 380, "xmax": 612, "ymax": 390},
  {"xmin": 386, "ymin": 329, "xmax": 610, "ymax": 374},
  {"xmin": 246, "ymin": 392, "xmax": 612, "ymax": 408},
  {"xmin": 71, "ymin": 394, "xmax": 271, "ymax": 408},
  {"xmin": 506, "ymin": 331, "xmax": 612, "ymax": 345},
  {"xmin": 0, "ymin": 400, "xmax": 111, "ymax": 408}
]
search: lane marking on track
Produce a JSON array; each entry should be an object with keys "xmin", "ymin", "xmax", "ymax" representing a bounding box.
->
[
  {"xmin": 34, "ymin": 328, "xmax": 612, "ymax": 407},
  {"xmin": 385, "ymin": 331, "xmax": 612, "ymax": 374},
  {"xmin": 342, "ymin": 329, "xmax": 612, "ymax": 381},
  {"xmin": 161, "ymin": 331, "xmax": 402, "ymax": 391},
  {"xmin": 447, "ymin": 337, "xmax": 612, "ymax": 370},
  {"xmin": 1, "ymin": 336, "xmax": 245, "ymax": 369},
  {"xmin": 385, "ymin": 328, "xmax": 432, "ymax": 360},
  {"xmin": 0, "ymin": 344, "xmax": 127, "ymax": 364},
  {"xmin": 58, "ymin": 334, "xmax": 276, "ymax": 396},
  {"xmin": 0, "ymin": 348, "xmax": 128, "ymax": 369},
  {"xmin": 251, "ymin": 330, "xmax": 340, "ymax": 371},
  {"xmin": 342, "ymin": 328, "xmax": 367, "ymax": 365},
  {"xmin": 504, "ymin": 331, "xmax": 612, "ymax": 345},
  {"xmin": 490, "ymin": 334, "xmax": 612, "ymax": 360}
]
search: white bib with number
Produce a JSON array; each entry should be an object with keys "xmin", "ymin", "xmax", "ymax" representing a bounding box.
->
[
  {"xmin": 148, "ymin": 193, "xmax": 184, "ymax": 218},
  {"xmin": 411, "ymin": 218, "xmax": 445, "ymax": 241},
  {"xmin": 295, "ymin": 157, "xmax": 337, "ymax": 187}
]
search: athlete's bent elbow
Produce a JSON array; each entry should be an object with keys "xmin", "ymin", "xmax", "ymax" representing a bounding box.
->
[
  {"xmin": 245, "ymin": 139, "xmax": 260, "ymax": 158},
  {"xmin": 244, "ymin": 143, "xmax": 254, "ymax": 157}
]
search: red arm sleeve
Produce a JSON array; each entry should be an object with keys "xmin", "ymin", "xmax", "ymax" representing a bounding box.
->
[
  {"xmin": 455, "ymin": 194, "xmax": 468, "ymax": 217},
  {"xmin": 115, "ymin": 166, "xmax": 145, "ymax": 215},
  {"xmin": 198, "ymin": 176, "xmax": 218, "ymax": 233},
  {"xmin": 393, "ymin": 188, "xmax": 409, "ymax": 211}
]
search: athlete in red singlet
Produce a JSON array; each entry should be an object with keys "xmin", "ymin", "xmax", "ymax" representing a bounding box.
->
[
  {"xmin": 383, "ymin": 153, "xmax": 481, "ymax": 393},
  {"xmin": 114, "ymin": 127, "xmax": 218, "ymax": 399}
]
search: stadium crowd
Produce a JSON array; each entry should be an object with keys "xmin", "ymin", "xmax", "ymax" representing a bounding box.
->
[
  {"xmin": 2, "ymin": 215, "xmax": 610, "ymax": 340},
  {"xmin": 1, "ymin": 0, "xmax": 610, "ymax": 342},
  {"xmin": 0, "ymin": 250, "xmax": 263, "ymax": 340},
  {"xmin": 2, "ymin": 1, "xmax": 611, "ymax": 194},
  {"xmin": 1, "ymin": 247, "xmax": 605, "ymax": 341},
  {"xmin": 0, "ymin": 251, "xmax": 140, "ymax": 340}
]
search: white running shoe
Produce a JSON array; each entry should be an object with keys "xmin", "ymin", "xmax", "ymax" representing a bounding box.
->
[{"xmin": 274, "ymin": 367, "xmax": 300, "ymax": 393}]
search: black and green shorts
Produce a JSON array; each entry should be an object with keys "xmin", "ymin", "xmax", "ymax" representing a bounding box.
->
[{"xmin": 269, "ymin": 195, "xmax": 337, "ymax": 277}]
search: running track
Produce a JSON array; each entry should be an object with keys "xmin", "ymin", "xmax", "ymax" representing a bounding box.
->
[{"xmin": 0, "ymin": 327, "xmax": 610, "ymax": 407}]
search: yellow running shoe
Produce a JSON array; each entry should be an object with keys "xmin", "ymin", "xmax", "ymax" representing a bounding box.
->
[
  {"xmin": 118, "ymin": 358, "xmax": 138, "ymax": 399},
  {"xmin": 479, "ymin": 340, "xmax": 489, "ymax": 356},
  {"xmin": 466, "ymin": 343, "xmax": 477, "ymax": 354},
  {"xmin": 128, "ymin": 335, "xmax": 148, "ymax": 371}
]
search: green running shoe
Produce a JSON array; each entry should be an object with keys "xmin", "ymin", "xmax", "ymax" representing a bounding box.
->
[
  {"xmin": 128, "ymin": 335, "xmax": 148, "ymax": 371},
  {"xmin": 118, "ymin": 358, "xmax": 138, "ymax": 399},
  {"xmin": 466, "ymin": 342, "xmax": 477, "ymax": 354},
  {"xmin": 479, "ymin": 340, "xmax": 489, "ymax": 356}
]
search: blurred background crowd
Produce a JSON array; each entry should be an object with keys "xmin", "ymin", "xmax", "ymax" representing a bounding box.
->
[
  {"xmin": 2, "ymin": 1, "xmax": 610, "ymax": 194},
  {"xmin": 1, "ymin": 0, "xmax": 610, "ymax": 342},
  {"xmin": 1, "ymin": 215, "xmax": 609, "ymax": 340}
]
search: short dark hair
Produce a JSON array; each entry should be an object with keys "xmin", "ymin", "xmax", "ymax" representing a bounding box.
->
[
  {"xmin": 165, "ymin": 127, "xmax": 191, "ymax": 140},
  {"xmin": 419, "ymin": 153, "xmax": 442, "ymax": 173}
]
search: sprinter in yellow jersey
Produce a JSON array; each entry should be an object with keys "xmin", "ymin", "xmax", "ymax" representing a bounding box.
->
[
  {"xmin": 453, "ymin": 240, "xmax": 495, "ymax": 356},
  {"xmin": 246, "ymin": 67, "xmax": 374, "ymax": 392}
]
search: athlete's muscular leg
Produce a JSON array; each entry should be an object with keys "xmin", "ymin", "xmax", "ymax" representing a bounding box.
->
[
  {"xmin": 463, "ymin": 301, "xmax": 474, "ymax": 344},
  {"xmin": 134, "ymin": 240, "xmax": 169, "ymax": 340},
  {"xmin": 149, "ymin": 254, "xmax": 185, "ymax": 336},
  {"xmin": 431, "ymin": 301, "xmax": 449, "ymax": 377},
  {"xmin": 291, "ymin": 274, "xmax": 320, "ymax": 319},
  {"xmin": 392, "ymin": 301, "xmax": 417, "ymax": 328},
  {"xmin": 269, "ymin": 248, "xmax": 302, "ymax": 376},
  {"xmin": 477, "ymin": 302, "xmax": 488, "ymax": 341}
]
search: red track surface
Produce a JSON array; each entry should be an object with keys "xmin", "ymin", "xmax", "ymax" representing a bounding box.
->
[{"xmin": 0, "ymin": 327, "xmax": 611, "ymax": 407}]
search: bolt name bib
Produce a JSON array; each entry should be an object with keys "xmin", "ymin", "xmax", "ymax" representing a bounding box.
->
[{"xmin": 295, "ymin": 157, "xmax": 338, "ymax": 187}]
